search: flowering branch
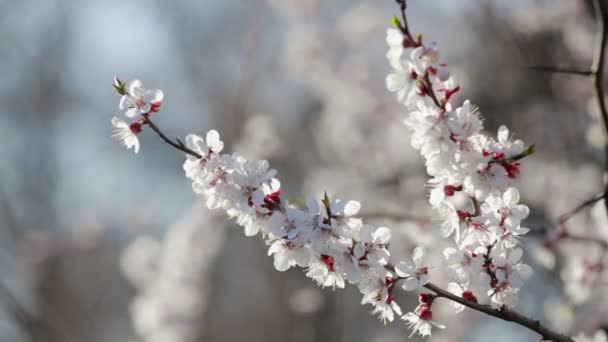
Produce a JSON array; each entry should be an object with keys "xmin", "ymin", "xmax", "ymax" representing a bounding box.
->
[
  {"xmin": 423, "ymin": 283, "xmax": 573, "ymax": 342},
  {"xmin": 108, "ymin": 1, "xmax": 576, "ymax": 340}
]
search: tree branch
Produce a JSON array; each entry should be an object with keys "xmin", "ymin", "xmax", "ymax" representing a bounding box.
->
[
  {"xmin": 423, "ymin": 283, "xmax": 574, "ymax": 342},
  {"xmin": 141, "ymin": 114, "xmax": 202, "ymax": 159}
]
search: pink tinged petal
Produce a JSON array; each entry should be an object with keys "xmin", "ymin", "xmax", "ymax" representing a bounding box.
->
[
  {"xmin": 343, "ymin": 200, "xmax": 361, "ymax": 216},
  {"xmin": 412, "ymin": 246, "xmax": 427, "ymax": 266},
  {"xmin": 128, "ymin": 79, "xmax": 142, "ymax": 94}
]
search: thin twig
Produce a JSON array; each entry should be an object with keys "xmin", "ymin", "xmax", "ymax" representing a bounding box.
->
[
  {"xmin": 558, "ymin": 192, "xmax": 606, "ymax": 224},
  {"xmin": 141, "ymin": 114, "xmax": 202, "ymax": 159}
]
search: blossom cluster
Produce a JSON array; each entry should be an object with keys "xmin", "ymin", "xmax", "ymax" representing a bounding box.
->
[
  {"xmin": 110, "ymin": 18, "xmax": 537, "ymax": 340},
  {"xmin": 385, "ymin": 20, "xmax": 535, "ymax": 319}
]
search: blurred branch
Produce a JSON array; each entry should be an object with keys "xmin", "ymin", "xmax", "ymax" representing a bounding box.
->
[
  {"xmin": 0, "ymin": 283, "xmax": 68, "ymax": 342},
  {"xmin": 557, "ymin": 191, "xmax": 606, "ymax": 224},
  {"xmin": 361, "ymin": 211, "xmax": 430, "ymax": 224},
  {"xmin": 231, "ymin": 0, "xmax": 265, "ymax": 127},
  {"xmin": 527, "ymin": 0, "xmax": 608, "ymax": 225},
  {"xmin": 525, "ymin": 65, "xmax": 593, "ymax": 76},
  {"xmin": 591, "ymin": 0, "xmax": 608, "ymax": 222}
]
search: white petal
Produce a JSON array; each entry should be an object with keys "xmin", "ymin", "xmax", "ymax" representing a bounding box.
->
[
  {"xmin": 128, "ymin": 79, "xmax": 142, "ymax": 94},
  {"xmin": 412, "ymin": 246, "xmax": 427, "ymax": 266},
  {"xmin": 119, "ymin": 95, "xmax": 131, "ymax": 110},
  {"xmin": 145, "ymin": 89, "xmax": 164, "ymax": 103},
  {"xmin": 503, "ymin": 188, "xmax": 520, "ymax": 206},
  {"xmin": 373, "ymin": 227, "xmax": 391, "ymax": 244},
  {"xmin": 497, "ymin": 125, "xmax": 509, "ymax": 144},
  {"xmin": 343, "ymin": 200, "xmax": 361, "ymax": 216},
  {"xmin": 401, "ymin": 277, "xmax": 419, "ymax": 291},
  {"xmin": 206, "ymin": 129, "xmax": 224, "ymax": 152},
  {"xmin": 386, "ymin": 73, "xmax": 406, "ymax": 91},
  {"xmin": 125, "ymin": 107, "xmax": 139, "ymax": 118}
]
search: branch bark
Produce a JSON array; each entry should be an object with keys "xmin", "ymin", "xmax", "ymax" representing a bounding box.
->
[{"xmin": 423, "ymin": 283, "xmax": 574, "ymax": 342}]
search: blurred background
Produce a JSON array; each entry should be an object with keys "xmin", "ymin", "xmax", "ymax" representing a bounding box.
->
[{"xmin": 1, "ymin": 0, "xmax": 607, "ymax": 341}]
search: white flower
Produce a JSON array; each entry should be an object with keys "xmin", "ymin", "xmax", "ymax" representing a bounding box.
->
[
  {"xmin": 119, "ymin": 79, "xmax": 164, "ymax": 117},
  {"xmin": 491, "ymin": 247, "xmax": 533, "ymax": 289},
  {"xmin": 395, "ymin": 246, "xmax": 430, "ymax": 291},
  {"xmin": 111, "ymin": 117, "xmax": 141, "ymax": 153},
  {"xmin": 359, "ymin": 276, "xmax": 402, "ymax": 323},
  {"xmin": 386, "ymin": 28, "xmax": 406, "ymax": 66},
  {"xmin": 482, "ymin": 188, "xmax": 529, "ymax": 231},
  {"xmin": 306, "ymin": 254, "xmax": 345, "ymax": 289},
  {"xmin": 183, "ymin": 131, "xmax": 224, "ymax": 179},
  {"xmin": 353, "ymin": 225, "xmax": 391, "ymax": 267},
  {"xmin": 443, "ymin": 246, "xmax": 483, "ymax": 285},
  {"xmin": 402, "ymin": 308, "xmax": 445, "ymax": 338},
  {"xmin": 267, "ymin": 238, "xmax": 311, "ymax": 272}
]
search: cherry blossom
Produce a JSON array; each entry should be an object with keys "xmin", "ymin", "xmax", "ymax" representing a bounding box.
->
[
  {"xmin": 111, "ymin": 117, "xmax": 141, "ymax": 153},
  {"xmin": 395, "ymin": 246, "xmax": 430, "ymax": 291},
  {"xmin": 119, "ymin": 79, "xmax": 164, "ymax": 118}
]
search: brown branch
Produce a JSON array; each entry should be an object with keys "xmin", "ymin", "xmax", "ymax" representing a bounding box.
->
[
  {"xmin": 423, "ymin": 283, "xmax": 574, "ymax": 342},
  {"xmin": 140, "ymin": 114, "xmax": 202, "ymax": 159}
]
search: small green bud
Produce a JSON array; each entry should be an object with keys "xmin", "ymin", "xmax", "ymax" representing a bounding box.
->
[
  {"xmin": 390, "ymin": 16, "xmax": 401, "ymax": 28},
  {"xmin": 113, "ymin": 76, "xmax": 128, "ymax": 95}
]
